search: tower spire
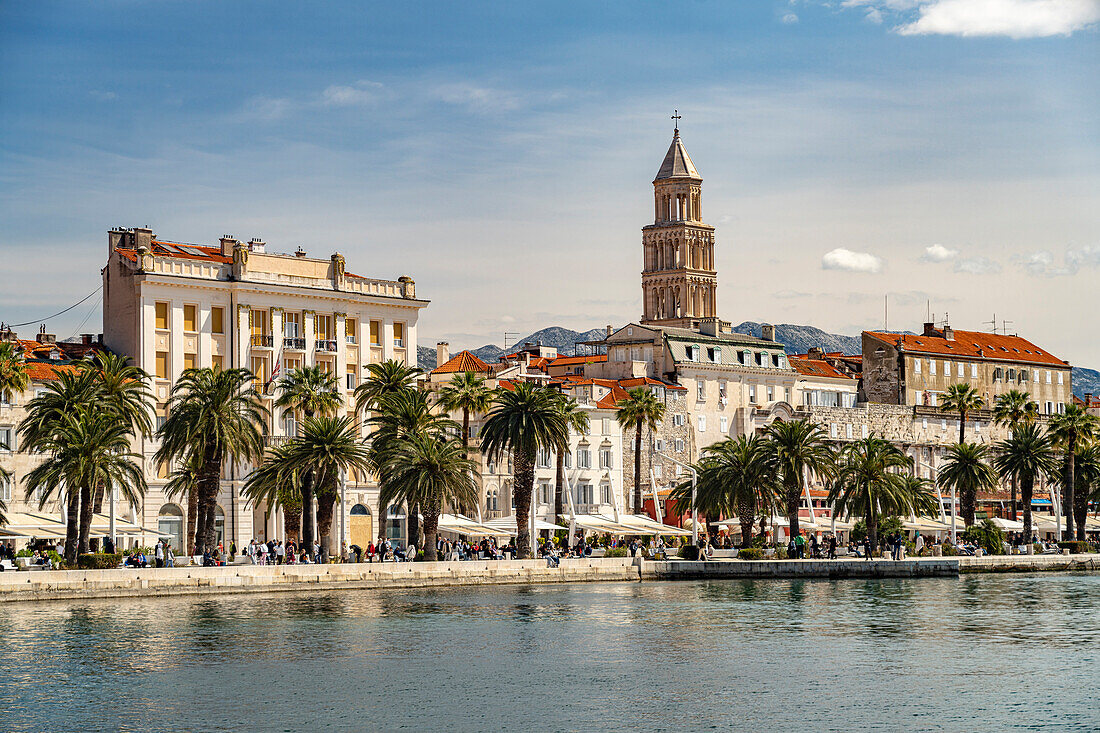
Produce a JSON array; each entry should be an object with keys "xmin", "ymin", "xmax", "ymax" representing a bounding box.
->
[{"xmin": 672, "ymin": 109, "xmax": 681, "ymax": 133}]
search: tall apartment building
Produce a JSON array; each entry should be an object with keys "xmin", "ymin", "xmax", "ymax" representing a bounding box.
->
[{"xmin": 102, "ymin": 227, "xmax": 428, "ymax": 552}]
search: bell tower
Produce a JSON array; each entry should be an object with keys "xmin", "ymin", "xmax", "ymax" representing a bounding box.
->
[{"xmin": 640, "ymin": 115, "xmax": 717, "ymax": 328}]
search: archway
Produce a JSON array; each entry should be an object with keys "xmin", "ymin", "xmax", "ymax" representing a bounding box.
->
[
  {"xmin": 157, "ymin": 503, "xmax": 184, "ymax": 553},
  {"xmin": 349, "ymin": 503, "xmax": 373, "ymax": 548}
]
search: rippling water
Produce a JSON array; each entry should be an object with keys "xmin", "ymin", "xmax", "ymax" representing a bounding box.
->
[{"xmin": 1, "ymin": 573, "xmax": 1098, "ymax": 731}]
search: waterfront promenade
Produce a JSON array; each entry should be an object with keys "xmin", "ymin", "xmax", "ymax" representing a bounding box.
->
[{"xmin": 2, "ymin": 554, "xmax": 1098, "ymax": 603}]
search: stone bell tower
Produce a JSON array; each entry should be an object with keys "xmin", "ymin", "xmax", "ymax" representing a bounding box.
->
[{"xmin": 640, "ymin": 116, "xmax": 717, "ymax": 328}]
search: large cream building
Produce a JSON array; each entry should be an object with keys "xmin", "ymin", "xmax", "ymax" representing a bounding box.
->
[{"xmin": 102, "ymin": 227, "xmax": 428, "ymax": 552}]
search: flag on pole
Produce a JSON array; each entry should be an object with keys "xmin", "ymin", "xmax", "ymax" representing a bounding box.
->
[{"xmin": 265, "ymin": 360, "xmax": 281, "ymax": 393}]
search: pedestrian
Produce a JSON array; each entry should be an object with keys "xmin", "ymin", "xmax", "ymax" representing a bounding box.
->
[
  {"xmin": 862, "ymin": 534, "xmax": 873, "ymax": 560},
  {"xmin": 154, "ymin": 540, "xmax": 165, "ymax": 568}
]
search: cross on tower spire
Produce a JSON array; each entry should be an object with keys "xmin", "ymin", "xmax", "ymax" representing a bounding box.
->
[{"xmin": 671, "ymin": 109, "xmax": 681, "ymax": 132}]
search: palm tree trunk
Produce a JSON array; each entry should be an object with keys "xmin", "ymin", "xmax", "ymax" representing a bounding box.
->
[
  {"xmin": 282, "ymin": 506, "xmax": 301, "ymax": 544},
  {"xmin": 64, "ymin": 488, "xmax": 80, "ymax": 564},
  {"xmin": 377, "ymin": 500, "xmax": 388, "ymax": 543},
  {"xmin": 186, "ymin": 486, "xmax": 198, "ymax": 558},
  {"xmin": 554, "ymin": 453, "xmax": 565, "ymax": 521},
  {"xmin": 513, "ymin": 449, "xmax": 535, "ymax": 559},
  {"xmin": 1063, "ymin": 449, "xmax": 1076, "ymax": 539},
  {"xmin": 737, "ymin": 498, "xmax": 755, "ymax": 549},
  {"xmin": 300, "ymin": 470, "xmax": 315, "ymax": 549},
  {"xmin": 196, "ymin": 451, "xmax": 221, "ymax": 554},
  {"xmin": 1021, "ymin": 473, "xmax": 1034, "ymax": 543},
  {"xmin": 316, "ymin": 489, "xmax": 336, "ymax": 561},
  {"xmin": 962, "ymin": 484, "xmax": 976, "ymax": 527},
  {"xmin": 1010, "ymin": 475, "xmax": 1018, "ymax": 522},
  {"xmin": 90, "ymin": 484, "xmax": 106, "ymax": 553},
  {"xmin": 408, "ymin": 501, "xmax": 420, "ymax": 549},
  {"xmin": 78, "ymin": 483, "xmax": 94, "ymax": 555},
  {"xmin": 1073, "ymin": 470, "xmax": 1088, "ymax": 542},
  {"xmin": 786, "ymin": 479, "xmax": 801, "ymax": 540},
  {"xmin": 959, "ymin": 409, "xmax": 967, "ymax": 445},
  {"xmin": 633, "ymin": 423, "xmax": 643, "ymax": 513},
  {"xmin": 867, "ymin": 509, "xmax": 878, "ymax": 553},
  {"xmin": 422, "ymin": 506, "xmax": 440, "ymax": 562}
]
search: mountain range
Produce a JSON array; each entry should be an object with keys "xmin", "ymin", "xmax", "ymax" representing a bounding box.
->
[{"xmin": 419, "ymin": 323, "xmax": 1098, "ymax": 400}]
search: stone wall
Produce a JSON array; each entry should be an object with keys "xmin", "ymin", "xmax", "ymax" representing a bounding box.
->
[
  {"xmin": 622, "ymin": 388, "xmax": 691, "ymax": 511},
  {"xmin": 643, "ymin": 558, "xmax": 958, "ymax": 579}
]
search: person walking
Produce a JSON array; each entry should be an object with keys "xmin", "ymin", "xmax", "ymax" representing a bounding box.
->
[
  {"xmin": 154, "ymin": 540, "xmax": 165, "ymax": 568},
  {"xmin": 862, "ymin": 534, "xmax": 873, "ymax": 561},
  {"xmin": 794, "ymin": 532, "xmax": 807, "ymax": 559}
]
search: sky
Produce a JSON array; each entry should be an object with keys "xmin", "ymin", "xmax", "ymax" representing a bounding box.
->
[{"xmin": 1, "ymin": 1, "xmax": 1097, "ymax": 365}]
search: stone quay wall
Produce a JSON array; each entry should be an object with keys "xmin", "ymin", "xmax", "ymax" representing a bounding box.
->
[
  {"xmin": 958, "ymin": 554, "xmax": 1100, "ymax": 573},
  {"xmin": 642, "ymin": 558, "xmax": 959, "ymax": 580}
]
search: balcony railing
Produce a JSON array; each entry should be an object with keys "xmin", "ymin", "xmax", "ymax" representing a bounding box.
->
[
  {"xmin": 250, "ymin": 334, "xmax": 273, "ymax": 348},
  {"xmin": 283, "ymin": 337, "xmax": 305, "ymax": 350},
  {"xmin": 315, "ymin": 339, "xmax": 338, "ymax": 352}
]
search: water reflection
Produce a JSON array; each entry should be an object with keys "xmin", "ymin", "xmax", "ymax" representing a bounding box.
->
[{"xmin": 0, "ymin": 573, "xmax": 1097, "ymax": 731}]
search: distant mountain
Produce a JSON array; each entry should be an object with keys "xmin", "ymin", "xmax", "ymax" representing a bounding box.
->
[
  {"xmin": 419, "ymin": 323, "xmax": 1100, "ymax": 399},
  {"xmin": 730, "ymin": 321, "xmax": 862, "ymax": 356},
  {"xmin": 1073, "ymin": 367, "xmax": 1099, "ymax": 400}
]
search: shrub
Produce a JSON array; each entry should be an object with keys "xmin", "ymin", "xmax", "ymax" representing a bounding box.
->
[
  {"xmin": 774, "ymin": 545, "xmax": 788, "ymax": 560},
  {"xmin": 15, "ymin": 549, "xmax": 32, "ymax": 558},
  {"xmin": 738, "ymin": 548, "xmax": 764, "ymax": 561},
  {"xmin": 77, "ymin": 553, "xmax": 122, "ymax": 570},
  {"xmin": 961, "ymin": 519, "xmax": 1005, "ymax": 556},
  {"xmin": 677, "ymin": 545, "xmax": 700, "ymax": 560},
  {"xmin": 941, "ymin": 544, "xmax": 958, "ymax": 557},
  {"xmin": 605, "ymin": 547, "xmax": 628, "ymax": 558},
  {"xmin": 850, "ymin": 520, "xmax": 867, "ymax": 544},
  {"xmin": 1057, "ymin": 541, "xmax": 1089, "ymax": 554}
]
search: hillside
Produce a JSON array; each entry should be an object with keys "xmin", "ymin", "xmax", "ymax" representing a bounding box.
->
[{"xmin": 419, "ymin": 323, "xmax": 1099, "ymax": 399}]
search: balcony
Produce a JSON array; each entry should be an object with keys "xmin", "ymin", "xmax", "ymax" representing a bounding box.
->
[
  {"xmin": 283, "ymin": 337, "xmax": 305, "ymax": 350},
  {"xmin": 346, "ymin": 335, "xmax": 357, "ymax": 345},
  {"xmin": 250, "ymin": 334, "xmax": 273, "ymax": 348},
  {"xmin": 315, "ymin": 339, "xmax": 338, "ymax": 353}
]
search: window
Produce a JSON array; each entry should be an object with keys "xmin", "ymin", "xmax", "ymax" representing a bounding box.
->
[
  {"xmin": 250, "ymin": 356, "xmax": 269, "ymax": 392},
  {"xmin": 785, "ymin": 387, "xmax": 792, "ymax": 403},
  {"xmin": 537, "ymin": 447, "xmax": 551, "ymax": 468},
  {"xmin": 0, "ymin": 426, "xmax": 12, "ymax": 452},
  {"xmin": 719, "ymin": 416, "xmax": 728, "ymax": 433},
  {"xmin": 655, "ymin": 439, "xmax": 665, "ymax": 452},
  {"xmin": 697, "ymin": 382, "xmax": 706, "ymax": 402},
  {"xmin": 315, "ymin": 314, "xmax": 333, "ymax": 341},
  {"xmin": 151, "ymin": 302, "xmax": 171, "ymax": 332},
  {"xmin": 602, "ymin": 418, "xmax": 611, "ymax": 435},
  {"xmin": 211, "ymin": 355, "xmax": 224, "ymax": 370},
  {"xmin": 0, "ymin": 474, "xmax": 10, "ymax": 502},
  {"xmin": 346, "ymin": 318, "xmax": 357, "ymax": 344},
  {"xmin": 574, "ymin": 482, "xmax": 594, "ymax": 506},
  {"xmin": 861, "ymin": 424, "xmax": 869, "ymax": 439},
  {"xmin": 707, "ymin": 346, "xmax": 721, "ymax": 363},
  {"xmin": 599, "ymin": 448, "xmax": 613, "ymax": 469},
  {"xmin": 283, "ymin": 412, "xmax": 298, "ymax": 438},
  {"xmin": 564, "ymin": 453, "xmax": 570, "ymax": 469},
  {"xmin": 655, "ymin": 465, "xmax": 663, "ymax": 479},
  {"xmin": 1057, "ymin": 402, "xmax": 1065, "ymax": 414},
  {"xmin": 930, "ymin": 360, "xmax": 937, "ymax": 376},
  {"xmin": 697, "ymin": 415, "xmax": 706, "ymax": 432},
  {"xmin": 944, "ymin": 361, "xmax": 951, "ymax": 377},
  {"xmin": 748, "ymin": 385, "xmax": 756, "ymax": 404},
  {"xmin": 393, "ymin": 322, "xmax": 405, "ymax": 348},
  {"xmin": 1006, "ymin": 368, "xmax": 1016, "ymax": 381},
  {"xmin": 369, "ymin": 321, "xmax": 381, "ymax": 347},
  {"xmin": 0, "ymin": 389, "xmax": 11, "ymax": 407},
  {"xmin": 1046, "ymin": 370, "xmax": 1052, "ymax": 384},
  {"xmin": 673, "ymin": 413, "xmax": 684, "ymax": 427},
  {"xmin": 1020, "ymin": 370, "xmax": 1029, "ymax": 383},
  {"xmin": 283, "ymin": 312, "xmax": 300, "ymax": 339},
  {"xmin": 675, "ymin": 439, "xmax": 684, "ymax": 453},
  {"xmin": 155, "ymin": 351, "xmax": 168, "ymax": 379},
  {"xmin": 183, "ymin": 353, "xmax": 196, "ymax": 371},
  {"xmin": 845, "ymin": 424, "xmax": 853, "ymax": 439},
  {"xmin": 756, "ymin": 352, "xmax": 765, "ymax": 367},
  {"xmin": 600, "ymin": 482, "xmax": 612, "ymax": 505},
  {"xmin": 1058, "ymin": 372, "xmax": 1064, "ymax": 386},
  {"xmin": 577, "ymin": 449, "xmax": 591, "ymax": 469},
  {"xmin": 538, "ymin": 480, "xmax": 552, "ymax": 506},
  {"xmin": 767, "ymin": 386, "xmax": 774, "ymax": 402},
  {"xmin": 993, "ymin": 368, "xmax": 1003, "ymax": 381},
  {"xmin": 346, "ymin": 367, "xmax": 357, "ymax": 390},
  {"xmin": 913, "ymin": 359, "xmax": 921, "ymax": 374},
  {"xmin": 687, "ymin": 345, "xmax": 700, "ymax": 361},
  {"xmin": 1045, "ymin": 401, "xmax": 1054, "ymax": 415},
  {"xmin": 210, "ymin": 306, "xmax": 225, "ymax": 335},
  {"xmin": 971, "ymin": 363, "xmax": 978, "ymax": 378},
  {"xmin": 830, "ymin": 423, "xmax": 838, "ymax": 439}
]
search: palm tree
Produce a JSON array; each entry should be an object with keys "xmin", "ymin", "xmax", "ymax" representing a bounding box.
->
[
  {"xmin": 550, "ymin": 394, "xmax": 590, "ymax": 522},
  {"xmin": 615, "ymin": 387, "xmax": 667, "ymax": 514},
  {"xmin": 0, "ymin": 459, "xmax": 11, "ymax": 527},
  {"xmin": 378, "ymin": 431, "xmax": 478, "ymax": 561},
  {"xmin": 156, "ymin": 367, "xmax": 267, "ymax": 555},
  {"xmin": 1081, "ymin": 443, "xmax": 1100, "ymax": 508},
  {"xmin": 436, "ymin": 371, "xmax": 494, "ymax": 455},
  {"xmin": 354, "ymin": 359, "xmax": 422, "ymax": 415},
  {"xmin": 1049, "ymin": 405, "xmax": 1099, "ymax": 541},
  {"xmin": 940, "ymin": 383, "xmax": 984, "ymax": 444},
  {"xmin": 764, "ymin": 419, "xmax": 834, "ymax": 540},
  {"xmin": 23, "ymin": 409, "xmax": 146, "ymax": 564},
  {"xmin": 0, "ymin": 340, "xmax": 30, "ymax": 405},
  {"xmin": 480, "ymin": 382, "xmax": 568, "ymax": 558},
  {"xmin": 163, "ymin": 450, "xmax": 202, "ymax": 557},
  {"xmin": 269, "ymin": 415, "xmax": 370, "ymax": 560},
  {"xmin": 992, "ymin": 390, "xmax": 1038, "ymax": 521},
  {"xmin": 938, "ymin": 442, "xmax": 998, "ymax": 527},
  {"xmin": 242, "ymin": 443, "xmax": 304, "ymax": 549},
  {"xmin": 828, "ymin": 438, "xmax": 936, "ymax": 549},
  {"xmin": 274, "ymin": 365, "xmax": 342, "ymax": 547},
  {"xmin": 668, "ymin": 435, "xmax": 777, "ymax": 548},
  {"xmin": 18, "ymin": 369, "xmax": 100, "ymax": 554},
  {"xmin": 993, "ymin": 424, "xmax": 1058, "ymax": 542}
]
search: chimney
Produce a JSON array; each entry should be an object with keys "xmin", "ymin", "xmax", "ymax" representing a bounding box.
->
[
  {"xmin": 36, "ymin": 325, "xmax": 56, "ymax": 344},
  {"xmin": 0, "ymin": 327, "xmax": 16, "ymax": 342},
  {"xmin": 943, "ymin": 325, "xmax": 954, "ymax": 340},
  {"xmin": 134, "ymin": 226, "xmax": 153, "ymax": 251},
  {"xmin": 294, "ymin": 246, "xmax": 307, "ymax": 258},
  {"xmin": 808, "ymin": 346, "xmax": 825, "ymax": 360},
  {"xmin": 81, "ymin": 334, "xmax": 93, "ymax": 345},
  {"xmin": 220, "ymin": 234, "xmax": 238, "ymax": 257},
  {"xmin": 606, "ymin": 324, "xmax": 613, "ymax": 337},
  {"xmin": 436, "ymin": 342, "xmax": 450, "ymax": 367},
  {"xmin": 923, "ymin": 322, "xmax": 937, "ymax": 337},
  {"xmin": 761, "ymin": 324, "xmax": 776, "ymax": 342},
  {"xmin": 699, "ymin": 317, "xmax": 719, "ymax": 336},
  {"xmin": 248, "ymin": 238, "xmax": 266, "ymax": 254}
]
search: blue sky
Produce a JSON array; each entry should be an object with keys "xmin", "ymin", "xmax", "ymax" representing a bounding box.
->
[{"xmin": 1, "ymin": 1, "xmax": 1097, "ymax": 364}]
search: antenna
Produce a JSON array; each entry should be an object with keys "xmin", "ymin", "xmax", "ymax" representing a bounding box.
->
[
  {"xmin": 1002, "ymin": 318, "xmax": 1014, "ymax": 336},
  {"xmin": 927, "ymin": 300, "xmax": 931, "ymax": 322},
  {"xmin": 984, "ymin": 314, "xmax": 997, "ymax": 334},
  {"xmin": 884, "ymin": 295, "xmax": 889, "ymax": 332},
  {"xmin": 502, "ymin": 332, "xmax": 522, "ymax": 351}
]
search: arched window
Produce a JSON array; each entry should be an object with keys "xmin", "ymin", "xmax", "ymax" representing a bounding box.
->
[
  {"xmin": 350, "ymin": 503, "xmax": 370, "ymax": 516},
  {"xmin": 158, "ymin": 503, "xmax": 184, "ymax": 553},
  {"xmin": 386, "ymin": 505, "xmax": 405, "ymax": 542},
  {"xmin": 214, "ymin": 506, "xmax": 226, "ymax": 549}
]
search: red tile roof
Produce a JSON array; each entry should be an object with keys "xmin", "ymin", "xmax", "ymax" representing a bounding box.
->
[
  {"xmin": 547, "ymin": 354, "xmax": 607, "ymax": 367},
  {"xmin": 864, "ymin": 329, "xmax": 1067, "ymax": 367},
  {"xmin": 596, "ymin": 384, "xmax": 632, "ymax": 409},
  {"xmin": 432, "ymin": 350, "xmax": 491, "ymax": 375},
  {"xmin": 619, "ymin": 376, "xmax": 687, "ymax": 392},
  {"xmin": 788, "ymin": 356, "xmax": 854, "ymax": 380},
  {"xmin": 25, "ymin": 362, "xmax": 81, "ymax": 382}
]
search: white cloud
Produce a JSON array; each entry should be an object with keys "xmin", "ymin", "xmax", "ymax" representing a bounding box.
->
[
  {"xmin": 822, "ymin": 247, "xmax": 884, "ymax": 273},
  {"xmin": 866, "ymin": 7, "xmax": 886, "ymax": 22},
  {"xmin": 921, "ymin": 243, "xmax": 959, "ymax": 262},
  {"xmin": 241, "ymin": 96, "xmax": 293, "ymax": 121},
  {"xmin": 954, "ymin": 256, "xmax": 1002, "ymax": 274},
  {"xmin": 433, "ymin": 83, "xmax": 520, "ymax": 112},
  {"xmin": 321, "ymin": 80, "xmax": 383, "ymax": 107},
  {"xmin": 896, "ymin": 0, "xmax": 1100, "ymax": 38},
  {"xmin": 782, "ymin": 12, "xmax": 800, "ymax": 23},
  {"xmin": 1020, "ymin": 244, "xmax": 1100, "ymax": 276}
]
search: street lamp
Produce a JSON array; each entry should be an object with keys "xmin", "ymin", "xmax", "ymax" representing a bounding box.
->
[{"xmin": 654, "ymin": 451, "xmax": 698, "ymax": 546}]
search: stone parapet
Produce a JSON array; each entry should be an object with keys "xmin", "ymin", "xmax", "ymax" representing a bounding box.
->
[
  {"xmin": 958, "ymin": 554, "xmax": 1100, "ymax": 573},
  {"xmin": 642, "ymin": 558, "xmax": 959, "ymax": 580}
]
